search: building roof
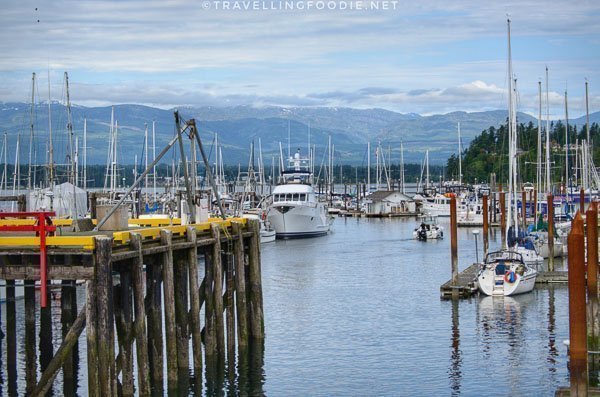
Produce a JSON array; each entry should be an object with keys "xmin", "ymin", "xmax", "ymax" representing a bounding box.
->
[{"xmin": 368, "ymin": 190, "xmax": 414, "ymax": 202}]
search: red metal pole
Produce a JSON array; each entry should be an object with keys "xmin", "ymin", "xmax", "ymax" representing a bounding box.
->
[
  {"xmin": 450, "ymin": 196, "xmax": 458, "ymax": 286},
  {"xmin": 39, "ymin": 214, "xmax": 48, "ymax": 308},
  {"xmin": 482, "ymin": 194, "xmax": 489, "ymax": 256},
  {"xmin": 568, "ymin": 211, "xmax": 588, "ymax": 396}
]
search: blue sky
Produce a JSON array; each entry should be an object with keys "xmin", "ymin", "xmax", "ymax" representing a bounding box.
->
[{"xmin": 1, "ymin": 0, "xmax": 599, "ymax": 118}]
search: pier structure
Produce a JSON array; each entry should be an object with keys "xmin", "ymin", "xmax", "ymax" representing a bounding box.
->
[{"xmin": 0, "ymin": 199, "xmax": 264, "ymax": 396}]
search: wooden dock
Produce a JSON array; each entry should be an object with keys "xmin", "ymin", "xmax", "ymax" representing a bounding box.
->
[{"xmin": 0, "ymin": 207, "xmax": 265, "ymax": 396}]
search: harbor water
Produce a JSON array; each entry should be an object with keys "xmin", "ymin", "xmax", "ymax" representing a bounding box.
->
[{"xmin": 0, "ymin": 216, "xmax": 570, "ymax": 396}]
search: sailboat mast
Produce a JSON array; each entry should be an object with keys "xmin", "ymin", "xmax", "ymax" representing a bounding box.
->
[
  {"xmin": 144, "ymin": 123, "xmax": 149, "ymax": 195},
  {"xmin": 83, "ymin": 118, "xmax": 87, "ymax": 191},
  {"xmin": 47, "ymin": 70, "xmax": 54, "ymax": 186},
  {"xmin": 586, "ymin": 79, "xmax": 590, "ymax": 146},
  {"xmin": 457, "ymin": 122, "xmax": 462, "ymax": 186},
  {"xmin": 506, "ymin": 18, "xmax": 515, "ymax": 243},
  {"xmin": 28, "ymin": 72, "xmax": 35, "ymax": 190},
  {"xmin": 565, "ymin": 90, "xmax": 569, "ymax": 195},
  {"xmin": 152, "ymin": 121, "xmax": 156, "ymax": 201},
  {"xmin": 545, "ymin": 67, "xmax": 551, "ymax": 193},
  {"xmin": 400, "ymin": 141, "xmax": 405, "ymax": 194},
  {"xmin": 537, "ymin": 80, "xmax": 542, "ymax": 195},
  {"xmin": 367, "ymin": 141, "xmax": 371, "ymax": 191}
]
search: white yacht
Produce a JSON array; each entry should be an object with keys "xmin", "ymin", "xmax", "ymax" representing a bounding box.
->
[{"xmin": 266, "ymin": 150, "xmax": 333, "ymax": 239}]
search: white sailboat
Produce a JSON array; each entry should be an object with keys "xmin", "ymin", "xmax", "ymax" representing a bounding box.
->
[
  {"xmin": 478, "ymin": 19, "xmax": 538, "ymax": 296},
  {"xmin": 266, "ymin": 148, "xmax": 333, "ymax": 239}
]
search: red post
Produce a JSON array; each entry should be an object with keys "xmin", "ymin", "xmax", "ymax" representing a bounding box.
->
[
  {"xmin": 580, "ymin": 188, "xmax": 585, "ymax": 213},
  {"xmin": 548, "ymin": 194, "xmax": 555, "ymax": 272},
  {"xmin": 482, "ymin": 194, "xmax": 489, "ymax": 256},
  {"xmin": 450, "ymin": 196, "xmax": 458, "ymax": 286},
  {"xmin": 568, "ymin": 211, "xmax": 588, "ymax": 396},
  {"xmin": 587, "ymin": 202, "xmax": 598, "ymax": 298}
]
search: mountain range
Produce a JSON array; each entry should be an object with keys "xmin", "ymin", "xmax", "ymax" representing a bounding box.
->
[{"xmin": 1, "ymin": 102, "xmax": 598, "ymax": 166}]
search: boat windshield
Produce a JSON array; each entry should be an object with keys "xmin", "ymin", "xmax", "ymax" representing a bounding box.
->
[{"xmin": 485, "ymin": 250, "xmax": 524, "ymax": 264}]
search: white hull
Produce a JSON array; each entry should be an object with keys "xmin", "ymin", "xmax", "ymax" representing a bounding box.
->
[
  {"xmin": 457, "ymin": 213, "xmax": 483, "ymax": 227},
  {"xmin": 260, "ymin": 228, "xmax": 276, "ymax": 243},
  {"xmin": 477, "ymin": 251, "xmax": 537, "ymax": 296},
  {"xmin": 420, "ymin": 202, "xmax": 450, "ymax": 217},
  {"xmin": 267, "ymin": 202, "xmax": 331, "ymax": 239},
  {"xmin": 412, "ymin": 228, "xmax": 443, "ymax": 240}
]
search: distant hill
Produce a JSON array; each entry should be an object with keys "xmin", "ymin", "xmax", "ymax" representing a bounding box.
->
[{"xmin": 1, "ymin": 102, "xmax": 597, "ymax": 166}]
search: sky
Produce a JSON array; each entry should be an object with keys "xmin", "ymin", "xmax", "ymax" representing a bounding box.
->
[{"xmin": 1, "ymin": 0, "xmax": 599, "ymax": 118}]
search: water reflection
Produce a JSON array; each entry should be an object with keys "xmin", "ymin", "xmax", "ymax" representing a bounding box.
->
[{"xmin": 448, "ymin": 298, "xmax": 462, "ymax": 396}]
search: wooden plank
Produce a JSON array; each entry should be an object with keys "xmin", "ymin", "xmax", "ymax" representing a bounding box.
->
[{"xmin": 0, "ymin": 266, "xmax": 95, "ymax": 280}]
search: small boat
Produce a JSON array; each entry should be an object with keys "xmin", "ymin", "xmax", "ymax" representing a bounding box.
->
[
  {"xmin": 242, "ymin": 212, "xmax": 276, "ymax": 243},
  {"xmin": 413, "ymin": 214, "xmax": 444, "ymax": 241},
  {"xmin": 477, "ymin": 250, "xmax": 537, "ymax": 296}
]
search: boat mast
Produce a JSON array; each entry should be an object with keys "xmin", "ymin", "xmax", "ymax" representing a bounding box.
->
[
  {"xmin": 586, "ymin": 79, "xmax": 590, "ymax": 146},
  {"xmin": 506, "ymin": 17, "xmax": 515, "ymax": 245},
  {"xmin": 537, "ymin": 80, "xmax": 542, "ymax": 195},
  {"xmin": 47, "ymin": 69, "xmax": 54, "ymax": 187},
  {"xmin": 83, "ymin": 118, "xmax": 87, "ymax": 191},
  {"xmin": 28, "ymin": 72, "xmax": 35, "ymax": 190},
  {"xmin": 144, "ymin": 123, "xmax": 149, "ymax": 198},
  {"xmin": 152, "ymin": 121, "xmax": 156, "ymax": 201},
  {"xmin": 400, "ymin": 140, "xmax": 405, "ymax": 194},
  {"xmin": 565, "ymin": 89, "xmax": 569, "ymax": 197},
  {"xmin": 0, "ymin": 133, "xmax": 6, "ymax": 191},
  {"xmin": 545, "ymin": 67, "xmax": 551, "ymax": 193},
  {"xmin": 367, "ymin": 141, "xmax": 371, "ymax": 192},
  {"xmin": 457, "ymin": 122, "xmax": 462, "ymax": 186},
  {"xmin": 65, "ymin": 72, "xmax": 75, "ymax": 186}
]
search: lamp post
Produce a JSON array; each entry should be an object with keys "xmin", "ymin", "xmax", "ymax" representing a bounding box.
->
[{"xmin": 472, "ymin": 229, "xmax": 480, "ymax": 263}]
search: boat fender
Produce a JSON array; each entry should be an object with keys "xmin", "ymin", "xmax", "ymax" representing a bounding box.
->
[
  {"xmin": 504, "ymin": 271, "xmax": 516, "ymax": 283},
  {"xmin": 261, "ymin": 211, "xmax": 267, "ymax": 221}
]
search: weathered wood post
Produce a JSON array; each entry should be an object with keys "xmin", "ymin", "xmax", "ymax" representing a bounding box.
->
[
  {"xmin": 225, "ymin": 239, "xmax": 236, "ymax": 362},
  {"xmin": 89, "ymin": 192, "xmax": 98, "ymax": 220},
  {"xmin": 232, "ymin": 221, "xmax": 249, "ymax": 350},
  {"xmin": 116, "ymin": 268, "xmax": 134, "ymax": 396},
  {"xmin": 60, "ymin": 278, "xmax": 78, "ymax": 395},
  {"xmin": 94, "ymin": 236, "xmax": 117, "ymax": 396},
  {"xmin": 86, "ymin": 276, "xmax": 99, "ymax": 396},
  {"xmin": 130, "ymin": 232, "xmax": 150, "ymax": 396},
  {"xmin": 500, "ymin": 192, "xmax": 506, "ymax": 248},
  {"xmin": 247, "ymin": 219, "xmax": 265, "ymax": 339},
  {"xmin": 211, "ymin": 223, "xmax": 226, "ymax": 354},
  {"xmin": 568, "ymin": 212, "xmax": 588, "ymax": 396},
  {"xmin": 174, "ymin": 244, "xmax": 190, "ymax": 370},
  {"xmin": 548, "ymin": 194, "xmax": 555, "ymax": 271},
  {"xmin": 25, "ymin": 278, "xmax": 37, "ymax": 394},
  {"xmin": 186, "ymin": 226, "xmax": 203, "ymax": 374},
  {"xmin": 450, "ymin": 196, "xmax": 458, "ymax": 288},
  {"xmin": 580, "ymin": 188, "xmax": 585, "ymax": 213},
  {"xmin": 204, "ymin": 245, "xmax": 217, "ymax": 356},
  {"xmin": 482, "ymin": 194, "xmax": 489, "ymax": 257},
  {"xmin": 6, "ymin": 277, "xmax": 17, "ymax": 395},
  {"xmin": 146, "ymin": 254, "xmax": 164, "ymax": 389},
  {"xmin": 160, "ymin": 229, "xmax": 178, "ymax": 384}
]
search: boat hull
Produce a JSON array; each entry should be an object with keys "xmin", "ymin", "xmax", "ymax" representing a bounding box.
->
[{"xmin": 267, "ymin": 203, "xmax": 331, "ymax": 239}]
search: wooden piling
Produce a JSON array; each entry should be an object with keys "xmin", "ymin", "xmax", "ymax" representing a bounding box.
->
[
  {"xmin": 482, "ymin": 194, "xmax": 489, "ymax": 256},
  {"xmin": 130, "ymin": 232, "xmax": 150, "ymax": 396},
  {"xmin": 225, "ymin": 240, "xmax": 236, "ymax": 362},
  {"xmin": 580, "ymin": 188, "xmax": 585, "ymax": 213},
  {"xmin": 6, "ymin": 280, "xmax": 17, "ymax": 395},
  {"xmin": 32, "ymin": 305, "xmax": 87, "ymax": 397},
  {"xmin": 450, "ymin": 196, "xmax": 458, "ymax": 287},
  {"xmin": 61, "ymin": 278, "xmax": 78, "ymax": 395},
  {"xmin": 86, "ymin": 279, "xmax": 99, "ymax": 397},
  {"xmin": 160, "ymin": 229, "xmax": 179, "ymax": 383},
  {"xmin": 117, "ymin": 269, "xmax": 134, "ymax": 396},
  {"xmin": 232, "ymin": 221, "xmax": 249, "ymax": 350},
  {"xmin": 568, "ymin": 212, "xmax": 588, "ymax": 396},
  {"xmin": 500, "ymin": 192, "xmax": 506, "ymax": 247},
  {"xmin": 174, "ymin": 247, "xmax": 190, "ymax": 370},
  {"xmin": 146, "ymin": 255, "xmax": 164, "ymax": 388},
  {"xmin": 25, "ymin": 279, "xmax": 37, "ymax": 394},
  {"xmin": 247, "ymin": 219, "xmax": 265, "ymax": 339},
  {"xmin": 186, "ymin": 227, "xmax": 203, "ymax": 374},
  {"xmin": 204, "ymin": 245, "xmax": 217, "ymax": 356},
  {"xmin": 211, "ymin": 223, "xmax": 226, "ymax": 354},
  {"xmin": 548, "ymin": 194, "xmax": 555, "ymax": 272},
  {"xmin": 94, "ymin": 236, "xmax": 116, "ymax": 397}
]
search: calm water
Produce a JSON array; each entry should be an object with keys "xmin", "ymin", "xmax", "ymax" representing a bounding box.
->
[{"xmin": 0, "ymin": 216, "xmax": 571, "ymax": 396}]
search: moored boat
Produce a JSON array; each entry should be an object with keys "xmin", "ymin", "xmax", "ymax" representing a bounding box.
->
[
  {"xmin": 413, "ymin": 214, "xmax": 444, "ymax": 240},
  {"xmin": 477, "ymin": 250, "xmax": 537, "ymax": 296}
]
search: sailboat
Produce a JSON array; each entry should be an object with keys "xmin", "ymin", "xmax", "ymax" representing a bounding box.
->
[{"xmin": 478, "ymin": 19, "xmax": 538, "ymax": 296}]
